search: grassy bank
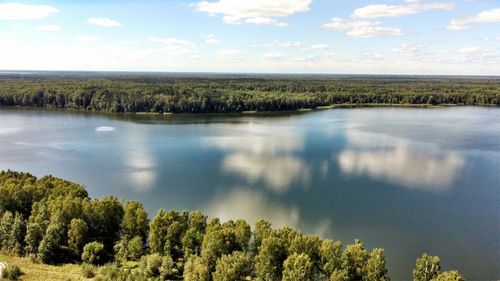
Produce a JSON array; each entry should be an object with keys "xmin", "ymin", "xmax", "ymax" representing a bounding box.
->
[{"xmin": 0, "ymin": 254, "xmax": 84, "ymax": 281}]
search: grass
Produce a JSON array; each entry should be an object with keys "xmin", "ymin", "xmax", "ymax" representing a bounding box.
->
[{"xmin": 0, "ymin": 254, "xmax": 87, "ymax": 281}]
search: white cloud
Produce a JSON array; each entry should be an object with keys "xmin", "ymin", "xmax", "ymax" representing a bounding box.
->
[
  {"xmin": 0, "ymin": 3, "xmax": 59, "ymax": 20},
  {"xmin": 447, "ymin": 8, "xmax": 500, "ymax": 30},
  {"xmin": 458, "ymin": 46, "xmax": 489, "ymax": 54},
  {"xmin": 203, "ymin": 34, "xmax": 220, "ymax": 44},
  {"xmin": 34, "ymin": 24, "xmax": 60, "ymax": 32},
  {"xmin": 216, "ymin": 49, "xmax": 244, "ymax": 61},
  {"xmin": 392, "ymin": 43, "xmax": 425, "ymax": 53},
  {"xmin": 263, "ymin": 52, "xmax": 287, "ymax": 61},
  {"xmin": 86, "ymin": 17, "xmax": 122, "ymax": 27},
  {"xmin": 74, "ymin": 35, "xmax": 100, "ymax": 42},
  {"xmin": 193, "ymin": 0, "xmax": 311, "ymax": 26},
  {"xmin": 322, "ymin": 18, "xmax": 405, "ymax": 38},
  {"xmin": 259, "ymin": 40, "xmax": 302, "ymax": 48},
  {"xmin": 308, "ymin": 44, "xmax": 329, "ymax": 50},
  {"xmin": 148, "ymin": 37, "xmax": 196, "ymax": 47},
  {"xmin": 352, "ymin": 1, "xmax": 455, "ymax": 19}
]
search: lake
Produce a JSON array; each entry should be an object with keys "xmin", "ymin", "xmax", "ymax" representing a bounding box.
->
[{"xmin": 0, "ymin": 107, "xmax": 498, "ymax": 280}]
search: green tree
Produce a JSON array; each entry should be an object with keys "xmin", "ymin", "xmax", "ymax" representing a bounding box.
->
[
  {"xmin": 330, "ymin": 269, "xmax": 349, "ymax": 281},
  {"xmin": 364, "ymin": 248, "xmax": 389, "ymax": 281},
  {"xmin": 81, "ymin": 241, "xmax": 105, "ymax": 265},
  {"xmin": 121, "ymin": 200, "xmax": 149, "ymax": 242},
  {"xmin": 213, "ymin": 251, "xmax": 253, "ymax": 281},
  {"xmin": 320, "ymin": 239, "xmax": 342, "ymax": 276},
  {"xmin": 432, "ymin": 271, "xmax": 464, "ymax": 281},
  {"xmin": 255, "ymin": 235, "xmax": 287, "ymax": 281},
  {"xmin": 128, "ymin": 235, "xmax": 144, "ymax": 261},
  {"xmin": 67, "ymin": 218, "xmax": 88, "ymax": 257},
  {"xmin": 201, "ymin": 219, "xmax": 238, "ymax": 272},
  {"xmin": 0, "ymin": 211, "xmax": 14, "ymax": 251},
  {"xmin": 234, "ymin": 219, "xmax": 251, "ymax": 252},
  {"xmin": 253, "ymin": 220, "xmax": 272, "ymax": 254},
  {"xmin": 24, "ymin": 202, "xmax": 50, "ymax": 256},
  {"xmin": 282, "ymin": 253, "xmax": 315, "ymax": 281},
  {"xmin": 341, "ymin": 239, "xmax": 369, "ymax": 281},
  {"xmin": 37, "ymin": 216, "xmax": 65, "ymax": 264},
  {"xmin": 184, "ymin": 255, "xmax": 210, "ymax": 281},
  {"xmin": 413, "ymin": 253, "xmax": 441, "ymax": 281}
]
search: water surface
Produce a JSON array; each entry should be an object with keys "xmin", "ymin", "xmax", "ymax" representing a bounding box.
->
[{"xmin": 0, "ymin": 107, "xmax": 499, "ymax": 280}]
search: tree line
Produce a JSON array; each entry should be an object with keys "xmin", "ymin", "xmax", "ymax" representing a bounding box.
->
[
  {"xmin": 0, "ymin": 170, "xmax": 465, "ymax": 280},
  {"xmin": 0, "ymin": 74, "xmax": 498, "ymax": 113}
]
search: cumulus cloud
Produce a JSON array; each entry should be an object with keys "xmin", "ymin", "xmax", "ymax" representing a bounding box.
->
[
  {"xmin": 202, "ymin": 34, "xmax": 220, "ymax": 44},
  {"xmin": 308, "ymin": 44, "xmax": 329, "ymax": 50},
  {"xmin": 87, "ymin": 17, "xmax": 122, "ymax": 27},
  {"xmin": 258, "ymin": 40, "xmax": 302, "ymax": 48},
  {"xmin": 447, "ymin": 8, "xmax": 500, "ymax": 30},
  {"xmin": 34, "ymin": 24, "xmax": 60, "ymax": 32},
  {"xmin": 193, "ymin": 0, "xmax": 311, "ymax": 26},
  {"xmin": 322, "ymin": 18, "xmax": 405, "ymax": 38},
  {"xmin": 216, "ymin": 49, "xmax": 245, "ymax": 61},
  {"xmin": 352, "ymin": 1, "xmax": 455, "ymax": 19},
  {"xmin": 0, "ymin": 3, "xmax": 59, "ymax": 20}
]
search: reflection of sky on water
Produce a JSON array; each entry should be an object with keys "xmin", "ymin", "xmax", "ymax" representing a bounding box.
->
[
  {"xmin": 338, "ymin": 130, "xmax": 465, "ymax": 191},
  {"xmin": 204, "ymin": 123, "xmax": 311, "ymax": 193},
  {"xmin": 206, "ymin": 187, "xmax": 300, "ymax": 228},
  {"xmin": 1, "ymin": 107, "xmax": 499, "ymax": 280}
]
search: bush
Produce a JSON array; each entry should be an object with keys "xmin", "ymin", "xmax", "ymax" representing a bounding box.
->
[
  {"xmin": 81, "ymin": 241, "xmax": 105, "ymax": 265},
  {"xmin": 81, "ymin": 263, "xmax": 96, "ymax": 278},
  {"xmin": 1, "ymin": 264, "xmax": 22, "ymax": 280}
]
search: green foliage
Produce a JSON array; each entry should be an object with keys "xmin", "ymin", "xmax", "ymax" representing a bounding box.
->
[
  {"xmin": 432, "ymin": 271, "xmax": 465, "ymax": 281},
  {"xmin": 341, "ymin": 239, "xmax": 369, "ymax": 281},
  {"xmin": 330, "ymin": 269, "xmax": 349, "ymax": 281},
  {"xmin": 282, "ymin": 253, "xmax": 315, "ymax": 281},
  {"xmin": 364, "ymin": 248, "xmax": 389, "ymax": 281},
  {"xmin": 213, "ymin": 251, "xmax": 253, "ymax": 281},
  {"xmin": 0, "ymin": 212, "xmax": 25, "ymax": 255},
  {"xmin": 253, "ymin": 220, "xmax": 272, "ymax": 254},
  {"xmin": 0, "ymin": 75, "xmax": 498, "ymax": 114},
  {"xmin": 320, "ymin": 239, "xmax": 342, "ymax": 276},
  {"xmin": 413, "ymin": 253, "xmax": 441, "ymax": 281},
  {"xmin": 149, "ymin": 209, "xmax": 188, "ymax": 259},
  {"xmin": 234, "ymin": 219, "xmax": 251, "ymax": 253},
  {"xmin": 184, "ymin": 255, "xmax": 210, "ymax": 281},
  {"xmin": 128, "ymin": 236, "xmax": 145, "ymax": 261},
  {"xmin": 121, "ymin": 200, "xmax": 149, "ymax": 242},
  {"xmin": 255, "ymin": 234, "xmax": 287, "ymax": 281},
  {"xmin": 37, "ymin": 215, "xmax": 65, "ymax": 264},
  {"xmin": 68, "ymin": 218, "xmax": 88, "ymax": 257},
  {"xmin": 81, "ymin": 241, "xmax": 105, "ymax": 265}
]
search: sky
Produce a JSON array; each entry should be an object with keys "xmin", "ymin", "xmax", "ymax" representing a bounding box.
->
[{"xmin": 0, "ymin": 0, "xmax": 499, "ymax": 75}]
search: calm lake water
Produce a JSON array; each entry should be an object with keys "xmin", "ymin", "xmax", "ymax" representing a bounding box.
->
[{"xmin": 0, "ymin": 107, "xmax": 499, "ymax": 280}]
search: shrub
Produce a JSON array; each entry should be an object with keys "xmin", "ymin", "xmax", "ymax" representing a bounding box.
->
[{"xmin": 81, "ymin": 241, "xmax": 105, "ymax": 265}]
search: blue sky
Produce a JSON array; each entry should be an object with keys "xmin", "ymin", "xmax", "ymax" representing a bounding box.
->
[{"xmin": 0, "ymin": 0, "xmax": 499, "ymax": 74}]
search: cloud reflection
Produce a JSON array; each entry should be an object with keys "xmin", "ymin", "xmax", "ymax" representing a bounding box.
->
[
  {"xmin": 204, "ymin": 123, "xmax": 310, "ymax": 193},
  {"xmin": 338, "ymin": 130, "xmax": 465, "ymax": 191},
  {"xmin": 205, "ymin": 187, "xmax": 300, "ymax": 228}
]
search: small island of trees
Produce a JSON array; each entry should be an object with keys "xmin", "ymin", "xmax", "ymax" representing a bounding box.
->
[{"xmin": 0, "ymin": 170, "xmax": 465, "ymax": 280}]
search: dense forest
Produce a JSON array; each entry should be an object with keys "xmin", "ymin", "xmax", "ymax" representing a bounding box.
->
[
  {"xmin": 0, "ymin": 72, "xmax": 498, "ymax": 113},
  {"xmin": 0, "ymin": 170, "xmax": 464, "ymax": 281}
]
